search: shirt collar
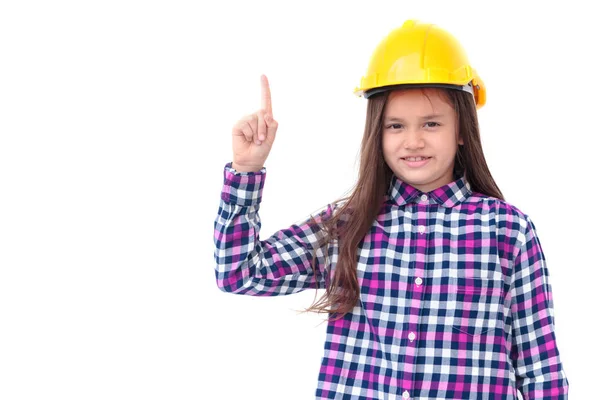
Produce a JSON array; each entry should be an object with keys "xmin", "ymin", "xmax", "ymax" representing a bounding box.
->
[{"xmin": 387, "ymin": 174, "xmax": 473, "ymax": 208}]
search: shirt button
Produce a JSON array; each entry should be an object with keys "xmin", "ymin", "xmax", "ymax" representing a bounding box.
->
[
  {"xmin": 402, "ymin": 390, "xmax": 410, "ymax": 399},
  {"xmin": 408, "ymin": 332, "xmax": 416, "ymax": 342},
  {"xmin": 415, "ymin": 277, "xmax": 423, "ymax": 286},
  {"xmin": 420, "ymin": 194, "xmax": 428, "ymax": 202},
  {"xmin": 418, "ymin": 225, "xmax": 425, "ymax": 234}
]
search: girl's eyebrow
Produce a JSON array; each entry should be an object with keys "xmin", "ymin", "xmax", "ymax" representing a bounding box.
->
[{"xmin": 384, "ymin": 114, "xmax": 445, "ymax": 123}]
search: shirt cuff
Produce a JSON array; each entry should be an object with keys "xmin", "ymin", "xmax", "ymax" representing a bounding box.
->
[{"xmin": 221, "ymin": 162, "xmax": 266, "ymax": 206}]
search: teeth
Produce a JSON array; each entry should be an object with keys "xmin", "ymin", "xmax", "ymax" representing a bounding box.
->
[{"xmin": 405, "ymin": 157, "xmax": 428, "ymax": 161}]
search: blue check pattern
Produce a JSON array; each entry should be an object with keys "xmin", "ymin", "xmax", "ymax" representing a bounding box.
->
[{"xmin": 214, "ymin": 162, "xmax": 569, "ymax": 399}]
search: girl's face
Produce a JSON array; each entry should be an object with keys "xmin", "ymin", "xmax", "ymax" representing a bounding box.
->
[{"xmin": 382, "ymin": 88, "xmax": 462, "ymax": 193}]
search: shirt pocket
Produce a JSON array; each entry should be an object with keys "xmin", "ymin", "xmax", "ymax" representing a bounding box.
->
[{"xmin": 451, "ymin": 276, "xmax": 503, "ymax": 336}]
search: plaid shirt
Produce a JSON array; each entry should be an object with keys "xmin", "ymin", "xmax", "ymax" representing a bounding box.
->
[{"xmin": 214, "ymin": 162, "xmax": 569, "ymax": 399}]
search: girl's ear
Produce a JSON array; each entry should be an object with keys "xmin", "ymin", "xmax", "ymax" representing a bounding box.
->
[{"xmin": 458, "ymin": 135, "xmax": 464, "ymax": 145}]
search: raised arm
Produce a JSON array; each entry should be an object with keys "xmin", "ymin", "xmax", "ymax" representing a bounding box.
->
[{"xmin": 213, "ymin": 163, "xmax": 337, "ymax": 295}]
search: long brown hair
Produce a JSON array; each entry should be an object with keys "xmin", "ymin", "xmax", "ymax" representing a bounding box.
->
[{"xmin": 303, "ymin": 87, "xmax": 504, "ymax": 321}]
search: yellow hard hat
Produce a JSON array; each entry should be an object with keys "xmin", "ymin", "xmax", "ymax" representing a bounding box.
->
[{"xmin": 354, "ymin": 19, "xmax": 486, "ymax": 108}]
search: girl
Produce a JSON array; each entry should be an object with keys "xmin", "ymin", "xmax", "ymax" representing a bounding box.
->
[{"xmin": 214, "ymin": 20, "xmax": 568, "ymax": 399}]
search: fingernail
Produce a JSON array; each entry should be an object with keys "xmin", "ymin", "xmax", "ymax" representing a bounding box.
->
[
  {"xmin": 255, "ymin": 140, "xmax": 262, "ymax": 145},
  {"xmin": 259, "ymin": 134, "xmax": 265, "ymax": 141}
]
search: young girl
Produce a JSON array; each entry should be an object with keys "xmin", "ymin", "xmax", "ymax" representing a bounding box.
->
[{"xmin": 214, "ymin": 19, "xmax": 568, "ymax": 399}]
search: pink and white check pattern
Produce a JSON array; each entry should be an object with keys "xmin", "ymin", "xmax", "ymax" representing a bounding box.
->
[{"xmin": 214, "ymin": 162, "xmax": 568, "ymax": 399}]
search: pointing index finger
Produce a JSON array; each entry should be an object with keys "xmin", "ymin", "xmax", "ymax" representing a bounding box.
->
[{"xmin": 261, "ymin": 74, "xmax": 272, "ymax": 115}]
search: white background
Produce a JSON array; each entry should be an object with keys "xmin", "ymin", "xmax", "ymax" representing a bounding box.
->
[{"xmin": 0, "ymin": 1, "xmax": 596, "ymax": 399}]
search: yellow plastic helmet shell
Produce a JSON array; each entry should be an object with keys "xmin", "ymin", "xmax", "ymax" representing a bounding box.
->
[{"xmin": 354, "ymin": 19, "xmax": 486, "ymax": 109}]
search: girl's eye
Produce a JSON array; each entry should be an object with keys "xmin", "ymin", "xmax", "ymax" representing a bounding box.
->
[
  {"xmin": 425, "ymin": 122, "xmax": 440, "ymax": 128},
  {"xmin": 387, "ymin": 124, "xmax": 403, "ymax": 130}
]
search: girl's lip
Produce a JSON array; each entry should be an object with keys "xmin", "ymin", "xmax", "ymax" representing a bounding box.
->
[{"xmin": 401, "ymin": 157, "xmax": 431, "ymax": 168}]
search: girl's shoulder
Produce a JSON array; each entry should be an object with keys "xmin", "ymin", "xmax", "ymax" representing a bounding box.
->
[{"xmin": 467, "ymin": 191, "xmax": 533, "ymax": 232}]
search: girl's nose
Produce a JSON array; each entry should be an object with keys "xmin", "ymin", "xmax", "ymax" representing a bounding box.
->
[{"xmin": 403, "ymin": 131, "xmax": 425, "ymax": 149}]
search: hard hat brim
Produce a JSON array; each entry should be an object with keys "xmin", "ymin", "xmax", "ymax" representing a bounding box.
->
[{"xmin": 362, "ymin": 83, "xmax": 474, "ymax": 99}]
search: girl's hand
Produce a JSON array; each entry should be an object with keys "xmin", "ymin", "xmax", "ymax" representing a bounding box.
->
[{"xmin": 231, "ymin": 75, "xmax": 279, "ymax": 172}]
